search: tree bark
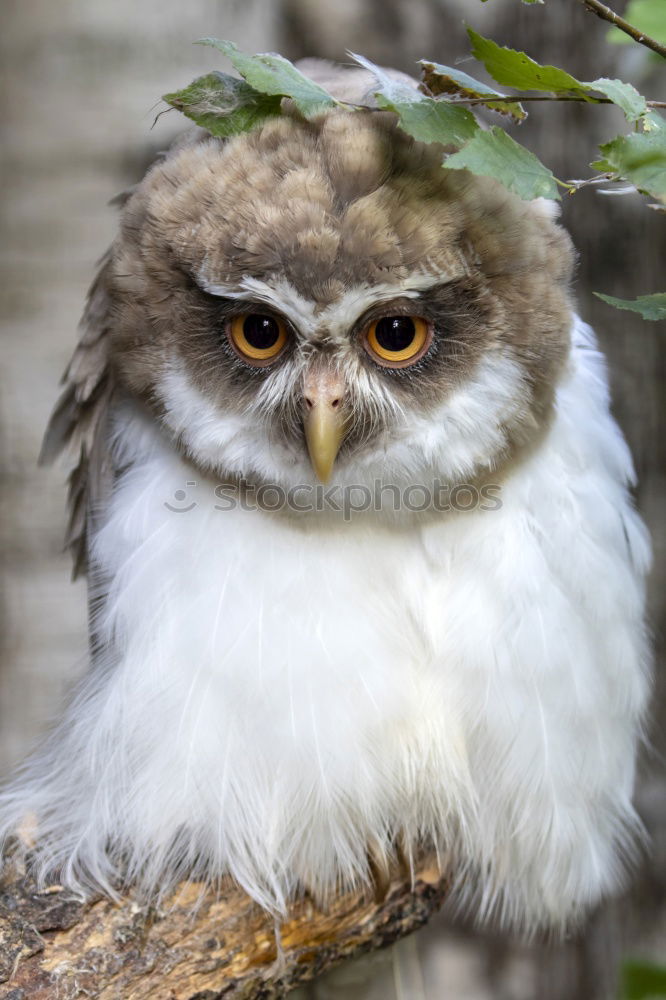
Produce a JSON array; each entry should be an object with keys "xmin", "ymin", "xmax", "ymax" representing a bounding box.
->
[{"xmin": 0, "ymin": 855, "xmax": 448, "ymax": 999}]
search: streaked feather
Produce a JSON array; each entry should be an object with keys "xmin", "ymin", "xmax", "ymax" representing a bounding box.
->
[{"xmin": 40, "ymin": 250, "xmax": 116, "ymax": 578}]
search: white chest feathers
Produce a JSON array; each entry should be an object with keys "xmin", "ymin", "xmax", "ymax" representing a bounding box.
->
[{"xmin": 0, "ymin": 321, "xmax": 650, "ymax": 932}]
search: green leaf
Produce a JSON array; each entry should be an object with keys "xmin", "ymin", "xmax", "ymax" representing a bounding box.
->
[
  {"xmin": 643, "ymin": 110, "xmax": 665, "ymax": 133},
  {"xmin": 467, "ymin": 27, "xmax": 586, "ymax": 93},
  {"xmin": 350, "ymin": 53, "xmax": 479, "ymax": 147},
  {"xmin": 419, "ymin": 60, "xmax": 527, "ymax": 121},
  {"xmin": 592, "ymin": 118, "xmax": 666, "ymax": 202},
  {"xmin": 589, "ymin": 78, "xmax": 647, "ymax": 122},
  {"xmin": 467, "ymin": 28, "xmax": 651, "ymax": 124},
  {"xmin": 607, "ymin": 0, "xmax": 666, "ymax": 46},
  {"xmin": 376, "ymin": 93, "xmax": 480, "ymax": 147},
  {"xmin": 620, "ymin": 958, "xmax": 666, "ymax": 998},
  {"xmin": 444, "ymin": 126, "xmax": 560, "ymax": 200},
  {"xmin": 594, "ymin": 293, "xmax": 666, "ymax": 321},
  {"xmin": 197, "ymin": 38, "xmax": 339, "ymax": 118},
  {"xmin": 163, "ymin": 71, "xmax": 282, "ymax": 137}
]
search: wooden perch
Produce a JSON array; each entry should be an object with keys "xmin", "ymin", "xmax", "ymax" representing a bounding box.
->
[{"xmin": 0, "ymin": 854, "xmax": 448, "ymax": 999}]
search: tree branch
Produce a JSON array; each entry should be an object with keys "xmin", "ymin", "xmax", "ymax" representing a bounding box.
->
[
  {"xmin": 578, "ymin": 0, "xmax": 666, "ymax": 58},
  {"xmin": 0, "ymin": 854, "xmax": 449, "ymax": 999},
  {"xmin": 447, "ymin": 95, "xmax": 666, "ymax": 107}
]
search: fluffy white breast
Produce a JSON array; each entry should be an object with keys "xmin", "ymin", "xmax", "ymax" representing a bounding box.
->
[{"xmin": 0, "ymin": 317, "xmax": 650, "ymax": 932}]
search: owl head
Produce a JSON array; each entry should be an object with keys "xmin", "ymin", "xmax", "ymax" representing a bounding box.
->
[{"xmin": 107, "ymin": 106, "xmax": 574, "ymax": 498}]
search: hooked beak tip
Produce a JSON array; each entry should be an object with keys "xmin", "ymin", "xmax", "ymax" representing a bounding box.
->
[
  {"xmin": 302, "ymin": 369, "xmax": 348, "ymax": 482},
  {"xmin": 303, "ymin": 405, "xmax": 347, "ymax": 483}
]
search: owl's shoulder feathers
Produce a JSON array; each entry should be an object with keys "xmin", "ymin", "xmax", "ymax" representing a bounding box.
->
[{"xmin": 40, "ymin": 249, "xmax": 116, "ymax": 578}]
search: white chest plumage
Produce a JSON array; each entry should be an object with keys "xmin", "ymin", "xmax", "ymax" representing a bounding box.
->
[{"xmin": 1, "ymin": 320, "xmax": 650, "ymax": 931}]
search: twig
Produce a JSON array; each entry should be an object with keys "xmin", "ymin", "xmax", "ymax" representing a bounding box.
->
[
  {"xmin": 578, "ymin": 0, "xmax": 666, "ymax": 58},
  {"xmin": 448, "ymin": 95, "xmax": 665, "ymax": 107},
  {"xmin": 566, "ymin": 175, "xmax": 635, "ymax": 191}
]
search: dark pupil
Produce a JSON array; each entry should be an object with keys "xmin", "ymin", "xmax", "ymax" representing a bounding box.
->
[
  {"xmin": 243, "ymin": 314, "xmax": 279, "ymax": 349},
  {"xmin": 375, "ymin": 316, "xmax": 416, "ymax": 352}
]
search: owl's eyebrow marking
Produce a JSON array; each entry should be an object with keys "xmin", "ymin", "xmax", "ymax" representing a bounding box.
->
[{"xmin": 196, "ymin": 269, "xmax": 465, "ymax": 339}]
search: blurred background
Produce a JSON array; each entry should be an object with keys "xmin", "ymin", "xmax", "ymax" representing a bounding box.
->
[{"xmin": 0, "ymin": 1, "xmax": 663, "ymax": 997}]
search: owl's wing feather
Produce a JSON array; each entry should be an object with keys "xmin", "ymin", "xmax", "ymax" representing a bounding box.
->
[{"xmin": 41, "ymin": 248, "xmax": 116, "ymax": 580}]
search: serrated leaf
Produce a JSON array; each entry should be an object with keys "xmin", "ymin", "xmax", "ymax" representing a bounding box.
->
[
  {"xmin": 163, "ymin": 72, "xmax": 282, "ymax": 137},
  {"xmin": 607, "ymin": 0, "xmax": 666, "ymax": 46},
  {"xmin": 351, "ymin": 53, "xmax": 480, "ymax": 151},
  {"xmin": 467, "ymin": 28, "xmax": 651, "ymax": 124},
  {"xmin": 420, "ymin": 61, "xmax": 526, "ymax": 122},
  {"xmin": 444, "ymin": 126, "xmax": 560, "ymax": 200},
  {"xmin": 376, "ymin": 92, "xmax": 480, "ymax": 148},
  {"xmin": 198, "ymin": 38, "xmax": 339, "ymax": 118},
  {"xmin": 589, "ymin": 78, "xmax": 647, "ymax": 122},
  {"xmin": 592, "ymin": 121, "xmax": 666, "ymax": 202},
  {"xmin": 594, "ymin": 293, "xmax": 666, "ymax": 321},
  {"xmin": 467, "ymin": 27, "xmax": 586, "ymax": 94}
]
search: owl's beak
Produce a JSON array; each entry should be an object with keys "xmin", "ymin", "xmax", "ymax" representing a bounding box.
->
[{"xmin": 302, "ymin": 371, "xmax": 348, "ymax": 483}]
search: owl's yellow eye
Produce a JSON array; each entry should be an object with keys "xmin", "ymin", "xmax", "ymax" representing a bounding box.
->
[
  {"xmin": 364, "ymin": 316, "xmax": 432, "ymax": 368},
  {"xmin": 228, "ymin": 313, "xmax": 288, "ymax": 364}
]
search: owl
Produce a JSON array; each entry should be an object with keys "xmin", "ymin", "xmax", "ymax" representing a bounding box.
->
[{"xmin": 0, "ymin": 59, "xmax": 651, "ymax": 935}]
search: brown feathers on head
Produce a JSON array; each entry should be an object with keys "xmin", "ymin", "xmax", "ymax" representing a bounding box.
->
[
  {"xmin": 109, "ymin": 108, "xmax": 573, "ymax": 440},
  {"xmin": 43, "ymin": 69, "xmax": 576, "ymax": 577}
]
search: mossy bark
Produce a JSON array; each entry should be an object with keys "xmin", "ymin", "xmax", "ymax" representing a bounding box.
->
[{"xmin": 0, "ymin": 856, "xmax": 448, "ymax": 999}]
